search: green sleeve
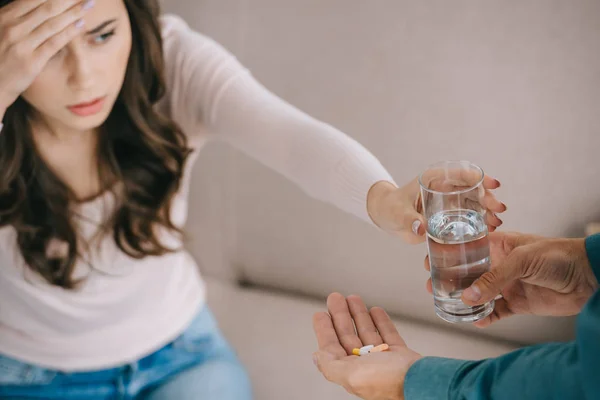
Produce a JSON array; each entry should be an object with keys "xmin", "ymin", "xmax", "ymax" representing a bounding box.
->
[{"xmin": 404, "ymin": 233, "xmax": 600, "ymax": 399}]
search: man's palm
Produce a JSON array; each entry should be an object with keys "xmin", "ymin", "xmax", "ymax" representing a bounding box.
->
[{"xmin": 312, "ymin": 294, "xmax": 421, "ymax": 400}]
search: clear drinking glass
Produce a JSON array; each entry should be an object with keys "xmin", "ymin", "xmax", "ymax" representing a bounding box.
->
[{"xmin": 419, "ymin": 160, "xmax": 494, "ymax": 323}]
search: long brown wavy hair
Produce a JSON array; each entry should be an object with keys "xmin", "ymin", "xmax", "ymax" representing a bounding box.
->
[{"xmin": 0, "ymin": 0, "xmax": 191, "ymax": 288}]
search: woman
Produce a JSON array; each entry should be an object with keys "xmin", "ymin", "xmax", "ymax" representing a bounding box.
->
[{"xmin": 0, "ymin": 0, "xmax": 504, "ymax": 398}]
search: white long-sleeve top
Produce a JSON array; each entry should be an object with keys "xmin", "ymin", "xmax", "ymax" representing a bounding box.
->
[{"xmin": 0, "ymin": 15, "xmax": 395, "ymax": 371}]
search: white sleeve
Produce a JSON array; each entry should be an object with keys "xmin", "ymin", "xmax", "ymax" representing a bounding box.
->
[{"xmin": 161, "ymin": 15, "xmax": 397, "ymax": 222}]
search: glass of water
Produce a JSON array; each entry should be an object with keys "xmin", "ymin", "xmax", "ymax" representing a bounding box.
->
[{"xmin": 419, "ymin": 160, "xmax": 494, "ymax": 323}]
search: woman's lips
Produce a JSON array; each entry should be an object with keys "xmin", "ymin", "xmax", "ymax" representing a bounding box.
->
[{"xmin": 67, "ymin": 97, "xmax": 106, "ymax": 117}]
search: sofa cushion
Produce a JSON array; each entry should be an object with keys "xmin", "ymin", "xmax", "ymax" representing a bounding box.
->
[
  {"xmin": 172, "ymin": 0, "xmax": 592, "ymax": 345},
  {"xmin": 205, "ymin": 277, "xmax": 516, "ymax": 400}
]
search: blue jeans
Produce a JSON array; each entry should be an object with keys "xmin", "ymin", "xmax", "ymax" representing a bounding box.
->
[{"xmin": 0, "ymin": 307, "xmax": 252, "ymax": 400}]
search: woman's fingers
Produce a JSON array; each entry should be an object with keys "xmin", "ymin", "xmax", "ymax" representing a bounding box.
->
[
  {"xmin": 369, "ymin": 307, "xmax": 406, "ymax": 347},
  {"xmin": 426, "ymin": 278, "xmax": 433, "ymax": 294},
  {"xmin": 25, "ymin": 0, "xmax": 85, "ymax": 34},
  {"xmin": 28, "ymin": 1, "xmax": 89, "ymax": 50},
  {"xmin": 455, "ymin": 170, "xmax": 500, "ymax": 190},
  {"xmin": 34, "ymin": 14, "xmax": 84, "ymax": 66},
  {"xmin": 0, "ymin": 0, "xmax": 46, "ymax": 20},
  {"xmin": 2, "ymin": 0, "xmax": 83, "ymax": 46},
  {"xmin": 313, "ymin": 312, "xmax": 347, "ymax": 358},
  {"xmin": 486, "ymin": 211, "xmax": 503, "ymax": 229},
  {"xmin": 482, "ymin": 175, "xmax": 501, "ymax": 190},
  {"xmin": 347, "ymin": 295, "xmax": 383, "ymax": 347},
  {"xmin": 0, "ymin": 0, "xmax": 93, "ymax": 82},
  {"xmin": 327, "ymin": 293, "xmax": 363, "ymax": 354},
  {"xmin": 424, "ymin": 169, "xmax": 500, "ymax": 194},
  {"xmin": 482, "ymin": 190, "xmax": 506, "ymax": 214}
]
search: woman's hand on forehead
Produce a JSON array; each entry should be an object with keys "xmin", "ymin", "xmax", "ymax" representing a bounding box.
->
[{"xmin": 0, "ymin": 0, "xmax": 95, "ymax": 111}]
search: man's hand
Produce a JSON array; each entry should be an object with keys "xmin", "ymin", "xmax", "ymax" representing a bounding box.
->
[
  {"xmin": 312, "ymin": 293, "xmax": 421, "ymax": 400},
  {"xmin": 425, "ymin": 232, "xmax": 599, "ymax": 327}
]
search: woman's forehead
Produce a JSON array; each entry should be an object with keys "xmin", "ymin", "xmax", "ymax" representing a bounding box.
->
[{"xmin": 82, "ymin": 0, "xmax": 128, "ymax": 25}]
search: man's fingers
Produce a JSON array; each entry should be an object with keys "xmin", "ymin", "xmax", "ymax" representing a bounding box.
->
[
  {"xmin": 369, "ymin": 307, "xmax": 406, "ymax": 347},
  {"xmin": 473, "ymin": 298, "xmax": 515, "ymax": 328},
  {"xmin": 462, "ymin": 249, "xmax": 527, "ymax": 306},
  {"xmin": 428, "ymin": 273, "xmax": 514, "ymax": 328},
  {"xmin": 327, "ymin": 293, "xmax": 363, "ymax": 354},
  {"xmin": 347, "ymin": 295, "xmax": 383, "ymax": 347},
  {"xmin": 313, "ymin": 312, "xmax": 347, "ymax": 357}
]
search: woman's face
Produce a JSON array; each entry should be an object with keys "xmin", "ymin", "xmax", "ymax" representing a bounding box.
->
[{"xmin": 22, "ymin": 0, "xmax": 132, "ymax": 133}]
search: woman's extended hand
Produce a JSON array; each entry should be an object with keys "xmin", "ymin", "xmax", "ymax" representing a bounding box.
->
[{"xmin": 367, "ymin": 175, "xmax": 505, "ymax": 244}]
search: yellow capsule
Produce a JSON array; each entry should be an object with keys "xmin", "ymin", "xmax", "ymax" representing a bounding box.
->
[{"xmin": 352, "ymin": 348, "xmax": 361, "ymax": 356}]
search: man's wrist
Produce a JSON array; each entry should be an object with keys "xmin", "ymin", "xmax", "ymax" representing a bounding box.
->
[
  {"xmin": 399, "ymin": 355, "xmax": 423, "ymax": 400},
  {"xmin": 584, "ymin": 234, "xmax": 600, "ymax": 285},
  {"xmin": 548, "ymin": 238, "xmax": 592, "ymax": 274},
  {"xmin": 404, "ymin": 357, "xmax": 469, "ymax": 400}
]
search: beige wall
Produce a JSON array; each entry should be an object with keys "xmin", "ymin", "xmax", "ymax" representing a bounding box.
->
[{"xmin": 164, "ymin": 0, "xmax": 600, "ymax": 344}]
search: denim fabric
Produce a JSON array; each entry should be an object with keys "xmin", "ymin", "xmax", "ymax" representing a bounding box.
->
[{"xmin": 0, "ymin": 307, "xmax": 252, "ymax": 400}]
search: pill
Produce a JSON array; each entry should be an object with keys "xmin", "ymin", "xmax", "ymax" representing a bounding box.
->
[
  {"xmin": 351, "ymin": 344, "xmax": 376, "ymax": 356},
  {"xmin": 370, "ymin": 343, "xmax": 390, "ymax": 353}
]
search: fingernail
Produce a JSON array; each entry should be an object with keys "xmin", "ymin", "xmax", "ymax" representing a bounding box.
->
[
  {"xmin": 75, "ymin": 19, "xmax": 85, "ymax": 29},
  {"xmin": 463, "ymin": 285, "xmax": 481, "ymax": 302},
  {"xmin": 494, "ymin": 179, "xmax": 501, "ymax": 187},
  {"xmin": 501, "ymin": 202, "xmax": 507, "ymax": 211},
  {"xmin": 412, "ymin": 220, "xmax": 422, "ymax": 236},
  {"xmin": 83, "ymin": 0, "xmax": 95, "ymax": 10}
]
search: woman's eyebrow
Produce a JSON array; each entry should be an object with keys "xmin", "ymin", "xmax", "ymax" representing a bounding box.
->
[{"xmin": 85, "ymin": 19, "xmax": 118, "ymax": 35}]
